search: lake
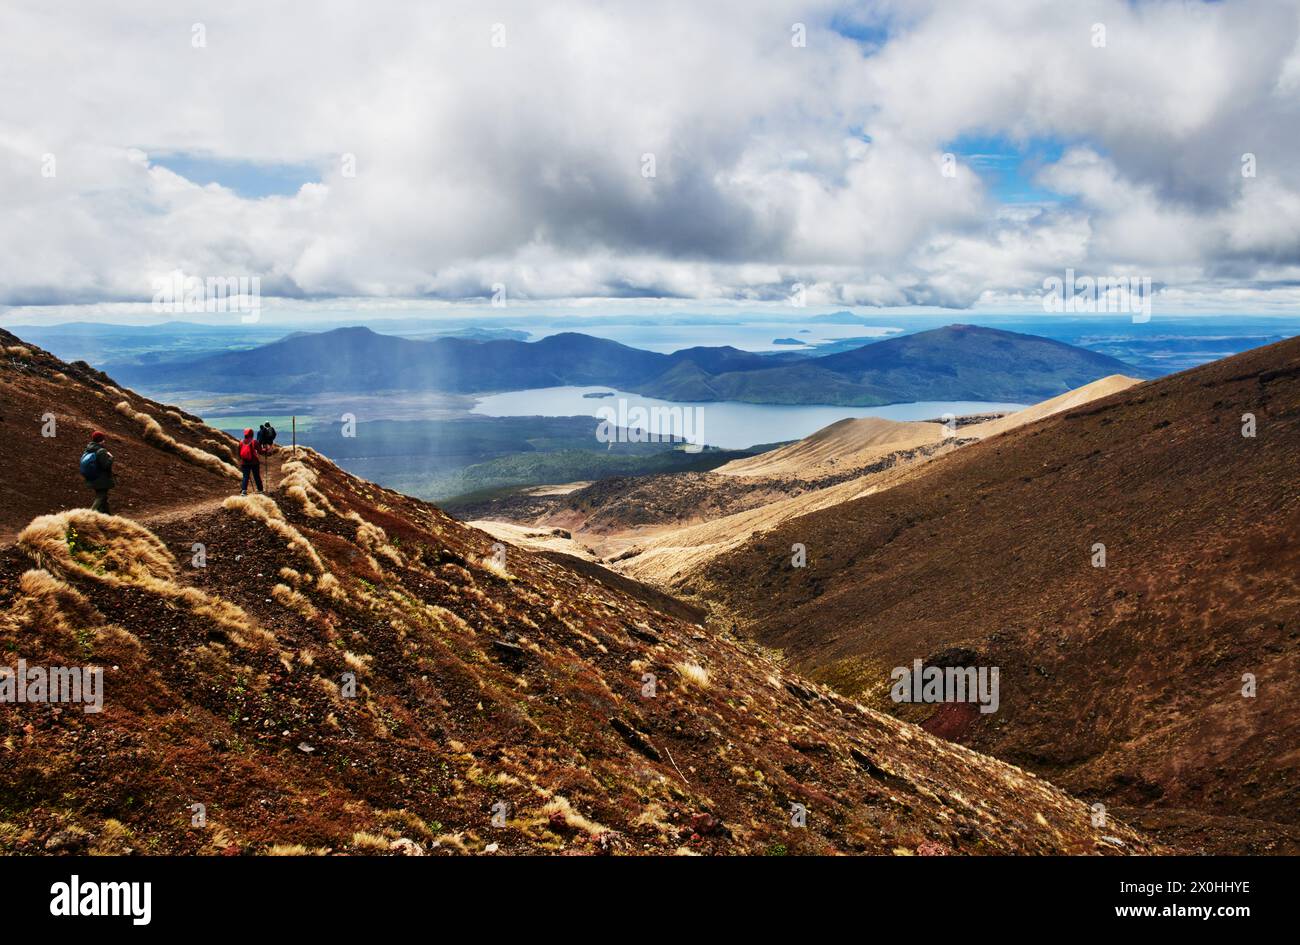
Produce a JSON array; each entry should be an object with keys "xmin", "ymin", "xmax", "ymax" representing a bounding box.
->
[{"xmin": 472, "ymin": 387, "xmax": 1027, "ymax": 450}]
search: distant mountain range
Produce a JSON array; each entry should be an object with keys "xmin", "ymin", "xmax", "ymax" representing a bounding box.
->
[{"xmin": 114, "ymin": 323, "xmax": 1149, "ymax": 406}]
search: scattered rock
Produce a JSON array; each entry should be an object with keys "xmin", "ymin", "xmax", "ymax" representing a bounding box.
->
[
  {"xmin": 916, "ymin": 839, "xmax": 951, "ymax": 856},
  {"xmin": 44, "ymin": 830, "xmax": 89, "ymax": 854},
  {"xmin": 785, "ymin": 680, "xmax": 819, "ymax": 703},
  {"xmin": 689, "ymin": 812, "xmax": 727, "ymax": 837},
  {"xmin": 490, "ymin": 638, "xmax": 530, "ymax": 669},
  {"xmin": 609, "ymin": 716, "xmax": 662, "ymax": 761},
  {"xmin": 627, "ymin": 625, "xmax": 660, "ymax": 644}
]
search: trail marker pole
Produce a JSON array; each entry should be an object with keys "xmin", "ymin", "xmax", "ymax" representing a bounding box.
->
[{"xmin": 293, "ymin": 416, "xmax": 297, "ymax": 456}]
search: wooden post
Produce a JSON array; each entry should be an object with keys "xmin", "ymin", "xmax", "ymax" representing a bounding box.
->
[{"xmin": 292, "ymin": 415, "xmax": 297, "ymax": 455}]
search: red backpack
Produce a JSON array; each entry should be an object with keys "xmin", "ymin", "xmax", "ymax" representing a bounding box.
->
[{"xmin": 239, "ymin": 438, "xmax": 258, "ymax": 463}]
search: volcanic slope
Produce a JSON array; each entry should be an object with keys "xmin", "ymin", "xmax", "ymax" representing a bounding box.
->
[
  {"xmin": 0, "ymin": 329, "xmax": 242, "ymax": 540},
  {"xmin": 713, "ymin": 417, "xmax": 950, "ymax": 481},
  {"xmin": 696, "ymin": 336, "xmax": 1300, "ymax": 854},
  {"xmin": 0, "ymin": 331, "xmax": 1150, "ymax": 856}
]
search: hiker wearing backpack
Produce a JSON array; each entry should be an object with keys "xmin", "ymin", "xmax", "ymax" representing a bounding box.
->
[
  {"xmin": 255, "ymin": 422, "xmax": 278, "ymax": 490},
  {"xmin": 80, "ymin": 431, "xmax": 116, "ymax": 514},
  {"xmin": 237, "ymin": 427, "xmax": 268, "ymax": 495}
]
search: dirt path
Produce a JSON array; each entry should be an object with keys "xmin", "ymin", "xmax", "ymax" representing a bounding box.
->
[{"xmin": 0, "ymin": 453, "xmax": 285, "ymax": 548}]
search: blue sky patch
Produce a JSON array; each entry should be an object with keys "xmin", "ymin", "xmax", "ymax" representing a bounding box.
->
[
  {"xmin": 946, "ymin": 133, "xmax": 1071, "ymax": 206},
  {"xmin": 829, "ymin": 13, "xmax": 892, "ymax": 52},
  {"xmin": 150, "ymin": 153, "xmax": 322, "ymax": 198}
]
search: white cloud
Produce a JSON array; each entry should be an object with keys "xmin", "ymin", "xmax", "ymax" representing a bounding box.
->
[{"xmin": 1, "ymin": 0, "xmax": 1299, "ymax": 313}]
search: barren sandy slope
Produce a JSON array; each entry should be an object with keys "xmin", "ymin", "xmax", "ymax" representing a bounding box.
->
[{"xmin": 471, "ymin": 376, "xmax": 1144, "ymax": 588}]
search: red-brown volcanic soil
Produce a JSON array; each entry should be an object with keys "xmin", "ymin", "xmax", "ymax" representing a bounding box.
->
[
  {"xmin": 697, "ymin": 335, "xmax": 1300, "ymax": 854},
  {"xmin": 0, "ymin": 329, "xmax": 1152, "ymax": 856}
]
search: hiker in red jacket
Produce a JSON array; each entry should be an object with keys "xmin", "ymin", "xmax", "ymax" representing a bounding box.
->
[{"xmin": 236, "ymin": 428, "xmax": 268, "ymax": 495}]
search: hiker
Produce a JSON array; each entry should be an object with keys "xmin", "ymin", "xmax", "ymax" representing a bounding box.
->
[
  {"xmin": 80, "ymin": 431, "xmax": 116, "ymax": 514},
  {"xmin": 237, "ymin": 427, "xmax": 268, "ymax": 495},
  {"xmin": 255, "ymin": 422, "xmax": 278, "ymax": 490}
]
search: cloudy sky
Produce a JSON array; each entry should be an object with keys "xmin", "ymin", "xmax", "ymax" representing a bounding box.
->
[{"xmin": 3, "ymin": 0, "xmax": 1300, "ymax": 321}]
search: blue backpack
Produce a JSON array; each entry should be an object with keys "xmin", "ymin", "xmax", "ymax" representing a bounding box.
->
[{"xmin": 80, "ymin": 448, "xmax": 100, "ymax": 480}]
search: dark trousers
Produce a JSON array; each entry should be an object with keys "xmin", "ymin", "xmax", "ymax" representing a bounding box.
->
[
  {"xmin": 241, "ymin": 463, "xmax": 263, "ymax": 494},
  {"xmin": 90, "ymin": 489, "xmax": 111, "ymax": 514}
]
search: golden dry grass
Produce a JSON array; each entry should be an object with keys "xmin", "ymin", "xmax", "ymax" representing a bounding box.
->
[
  {"xmin": 315, "ymin": 572, "xmax": 347, "ymax": 601},
  {"xmin": 539, "ymin": 796, "xmax": 606, "ymax": 836},
  {"xmin": 349, "ymin": 831, "xmax": 392, "ymax": 853},
  {"xmin": 674, "ymin": 661, "xmax": 710, "ymax": 689},
  {"xmin": 271, "ymin": 583, "xmax": 318, "ymax": 621},
  {"xmin": 2, "ymin": 568, "xmax": 105, "ymax": 641},
  {"xmin": 19, "ymin": 510, "xmax": 176, "ymax": 582},
  {"xmin": 279, "ymin": 458, "xmax": 342, "ymax": 519},
  {"xmin": 115, "ymin": 401, "xmax": 239, "ymax": 479},
  {"xmin": 351, "ymin": 516, "xmax": 403, "ymax": 567},
  {"xmin": 222, "ymin": 494, "xmax": 325, "ymax": 573},
  {"xmin": 15, "ymin": 510, "xmax": 269, "ymax": 650}
]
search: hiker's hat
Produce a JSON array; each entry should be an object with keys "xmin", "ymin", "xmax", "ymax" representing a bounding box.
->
[
  {"xmin": 244, "ymin": 428, "xmax": 254, "ymax": 436},
  {"xmin": 91, "ymin": 431, "xmax": 106, "ymax": 442}
]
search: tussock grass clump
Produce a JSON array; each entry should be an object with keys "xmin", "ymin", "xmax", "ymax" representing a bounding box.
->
[
  {"xmin": 16, "ymin": 510, "xmax": 268, "ymax": 650},
  {"xmin": 137, "ymin": 575, "xmax": 271, "ymax": 649},
  {"xmin": 15, "ymin": 569, "xmax": 103, "ymax": 630},
  {"xmin": 19, "ymin": 510, "xmax": 176, "ymax": 583},
  {"xmin": 203, "ymin": 437, "xmax": 236, "ymax": 455},
  {"xmin": 271, "ymin": 583, "xmax": 317, "ymax": 620},
  {"xmin": 350, "ymin": 515, "xmax": 403, "ymax": 567},
  {"xmin": 279, "ymin": 458, "xmax": 341, "ymax": 519},
  {"xmin": 163, "ymin": 405, "xmax": 198, "ymax": 426},
  {"xmin": 0, "ymin": 568, "xmax": 133, "ymax": 649},
  {"xmin": 115, "ymin": 401, "xmax": 239, "ymax": 479},
  {"xmin": 349, "ymin": 831, "xmax": 392, "ymax": 853},
  {"xmin": 376, "ymin": 809, "xmax": 437, "ymax": 843},
  {"xmin": 284, "ymin": 485, "xmax": 327, "ymax": 518},
  {"xmin": 674, "ymin": 661, "xmax": 711, "ymax": 689},
  {"xmin": 427, "ymin": 604, "xmax": 472, "ymax": 634},
  {"xmin": 342, "ymin": 651, "xmax": 372, "ymax": 674},
  {"xmin": 265, "ymin": 844, "xmax": 330, "ymax": 856},
  {"xmin": 89, "ymin": 819, "xmax": 135, "ymax": 855},
  {"xmin": 5, "ymin": 345, "xmax": 32, "ymax": 357},
  {"xmin": 433, "ymin": 832, "xmax": 468, "ymax": 854},
  {"xmin": 223, "ymin": 494, "xmax": 325, "ymax": 573},
  {"xmin": 315, "ymin": 572, "xmax": 347, "ymax": 601},
  {"xmin": 540, "ymin": 796, "xmax": 606, "ymax": 836},
  {"xmin": 480, "ymin": 552, "xmax": 511, "ymax": 579}
]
